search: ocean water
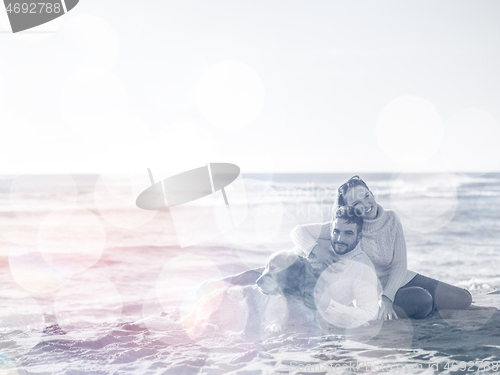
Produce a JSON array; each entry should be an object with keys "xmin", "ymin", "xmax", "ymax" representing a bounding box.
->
[{"xmin": 1, "ymin": 172, "xmax": 500, "ymax": 374}]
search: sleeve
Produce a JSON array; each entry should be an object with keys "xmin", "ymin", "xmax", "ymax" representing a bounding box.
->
[
  {"xmin": 322, "ymin": 263, "xmax": 379, "ymax": 327},
  {"xmin": 290, "ymin": 222, "xmax": 331, "ymax": 256},
  {"xmin": 382, "ymin": 213, "xmax": 408, "ymax": 302}
]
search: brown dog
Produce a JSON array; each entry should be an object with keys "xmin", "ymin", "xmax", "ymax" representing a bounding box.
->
[
  {"xmin": 185, "ymin": 251, "xmax": 319, "ymax": 339},
  {"xmin": 257, "ymin": 251, "xmax": 317, "ymax": 305}
]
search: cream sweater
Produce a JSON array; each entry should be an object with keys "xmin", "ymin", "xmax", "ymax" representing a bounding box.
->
[
  {"xmin": 291, "ymin": 204, "xmax": 416, "ymax": 302},
  {"xmin": 312, "ymin": 242, "xmax": 379, "ymax": 327}
]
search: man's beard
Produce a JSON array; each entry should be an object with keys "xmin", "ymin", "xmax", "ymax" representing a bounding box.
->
[{"xmin": 333, "ymin": 241, "xmax": 354, "ymax": 254}]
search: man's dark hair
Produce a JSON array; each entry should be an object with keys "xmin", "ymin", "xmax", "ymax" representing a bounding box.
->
[{"xmin": 333, "ymin": 206, "xmax": 364, "ymax": 234}]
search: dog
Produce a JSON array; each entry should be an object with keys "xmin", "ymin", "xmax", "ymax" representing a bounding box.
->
[
  {"xmin": 183, "ymin": 251, "xmax": 319, "ymax": 340},
  {"xmin": 254, "ymin": 251, "xmax": 318, "ymax": 333},
  {"xmin": 256, "ymin": 251, "xmax": 318, "ymax": 309}
]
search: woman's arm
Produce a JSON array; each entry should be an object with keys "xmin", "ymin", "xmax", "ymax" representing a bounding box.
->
[
  {"xmin": 381, "ymin": 214, "xmax": 408, "ymax": 303},
  {"xmin": 290, "ymin": 222, "xmax": 331, "ymax": 255}
]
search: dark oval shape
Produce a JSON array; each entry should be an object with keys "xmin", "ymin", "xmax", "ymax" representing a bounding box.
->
[
  {"xmin": 5, "ymin": 0, "xmax": 79, "ymax": 33},
  {"xmin": 136, "ymin": 163, "xmax": 240, "ymax": 210},
  {"xmin": 135, "ymin": 181, "xmax": 167, "ymax": 211},
  {"xmin": 211, "ymin": 163, "xmax": 240, "ymax": 192}
]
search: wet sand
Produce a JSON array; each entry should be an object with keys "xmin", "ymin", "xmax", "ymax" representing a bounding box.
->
[{"xmin": 4, "ymin": 292, "xmax": 497, "ymax": 374}]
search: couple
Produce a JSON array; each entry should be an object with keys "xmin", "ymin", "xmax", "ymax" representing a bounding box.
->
[{"xmin": 229, "ymin": 175, "xmax": 472, "ymax": 325}]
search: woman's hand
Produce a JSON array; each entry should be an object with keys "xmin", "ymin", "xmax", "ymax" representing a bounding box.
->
[{"xmin": 378, "ymin": 295, "xmax": 398, "ymax": 321}]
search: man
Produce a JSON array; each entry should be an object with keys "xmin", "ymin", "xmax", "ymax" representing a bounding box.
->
[{"xmin": 310, "ymin": 206, "xmax": 379, "ymax": 328}]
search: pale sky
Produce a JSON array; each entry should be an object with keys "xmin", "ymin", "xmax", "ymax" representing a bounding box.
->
[{"xmin": 1, "ymin": 0, "xmax": 500, "ymax": 176}]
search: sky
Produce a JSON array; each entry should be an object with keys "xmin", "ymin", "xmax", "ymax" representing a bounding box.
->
[{"xmin": 1, "ymin": 0, "xmax": 500, "ymax": 178}]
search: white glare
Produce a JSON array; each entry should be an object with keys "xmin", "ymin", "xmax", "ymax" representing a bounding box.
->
[
  {"xmin": 146, "ymin": 122, "xmax": 220, "ymax": 181},
  {"xmin": 440, "ymin": 108, "xmax": 500, "ymax": 174},
  {"xmin": 196, "ymin": 61, "xmax": 265, "ymax": 129},
  {"xmin": 376, "ymin": 96, "xmax": 443, "ymax": 165},
  {"xmin": 0, "ymin": 113, "xmax": 40, "ymax": 174},
  {"xmin": 60, "ymin": 69, "xmax": 128, "ymax": 136},
  {"xmin": 0, "ymin": 72, "xmax": 4, "ymax": 104},
  {"xmin": 64, "ymin": 14, "xmax": 120, "ymax": 73}
]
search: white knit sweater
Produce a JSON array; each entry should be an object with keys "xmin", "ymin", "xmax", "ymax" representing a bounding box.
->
[
  {"xmin": 291, "ymin": 204, "xmax": 416, "ymax": 302},
  {"xmin": 312, "ymin": 242, "xmax": 379, "ymax": 327}
]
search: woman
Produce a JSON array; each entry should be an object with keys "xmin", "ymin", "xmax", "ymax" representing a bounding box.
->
[{"xmin": 291, "ymin": 175, "xmax": 472, "ymax": 320}]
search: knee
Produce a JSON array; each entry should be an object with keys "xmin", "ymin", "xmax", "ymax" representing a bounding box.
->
[
  {"xmin": 445, "ymin": 287, "xmax": 472, "ymax": 309},
  {"xmin": 458, "ymin": 288, "xmax": 472, "ymax": 309},
  {"xmin": 435, "ymin": 283, "xmax": 473, "ymax": 309},
  {"xmin": 396, "ymin": 287, "xmax": 434, "ymax": 319},
  {"xmin": 413, "ymin": 289, "xmax": 433, "ymax": 319}
]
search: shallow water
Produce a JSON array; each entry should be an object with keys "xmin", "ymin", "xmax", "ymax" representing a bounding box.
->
[{"xmin": 1, "ymin": 173, "xmax": 500, "ymax": 374}]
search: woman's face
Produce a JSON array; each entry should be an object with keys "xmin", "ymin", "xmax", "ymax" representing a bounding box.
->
[{"xmin": 344, "ymin": 185, "xmax": 378, "ymax": 220}]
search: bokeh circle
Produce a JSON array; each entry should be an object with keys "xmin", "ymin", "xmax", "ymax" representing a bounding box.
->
[
  {"xmin": 221, "ymin": 178, "xmax": 284, "ymax": 251},
  {"xmin": 9, "ymin": 245, "xmax": 71, "ymax": 294},
  {"xmin": 0, "ymin": 352, "xmax": 18, "ymax": 375},
  {"xmin": 0, "ymin": 288, "xmax": 45, "ymax": 357},
  {"xmin": 94, "ymin": 174, "xmax": 157, "ymax": 229},
  {"xmin": 314, "ymin": 260, "xmax": 381, "ymax": 330},
  {"xmin": 38, "ymin": 206, "xmax": 106, "ymax": 274},
  {"xmin": 154, "ymin": 255, "xmax": 225, "ymax": 341},
  {"xmin": 54, "ymin": 274, "xmax": 123, "ymax": 332},
  {"xmin": 10, "ymin": 174, "xmax": 78, "ymax": 229}
]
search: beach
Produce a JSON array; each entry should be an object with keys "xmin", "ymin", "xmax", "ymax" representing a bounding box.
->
[{"xmin": 1, "ymin": 173, "xmax": 500, "ymax": 374}]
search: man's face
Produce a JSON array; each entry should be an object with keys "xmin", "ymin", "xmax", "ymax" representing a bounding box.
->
[{"xmin": 330, "ymin": 218, "xmax": 361, "ymax": 255}]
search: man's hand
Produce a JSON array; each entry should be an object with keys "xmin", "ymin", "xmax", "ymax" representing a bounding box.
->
[
  {"xmin": 304, "ymin": 296, "xmax": 317, "ymax": 310},
  {"xmin": 377, "ymin": 295, "xmax": 398, "ymax": 321},
  {"xmin": 303, "ymin": 291, "xmax": 317, "ymax": 310}
]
